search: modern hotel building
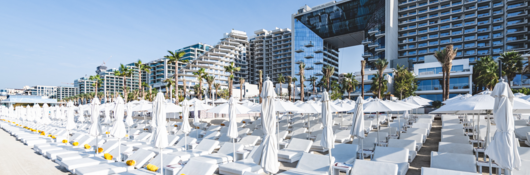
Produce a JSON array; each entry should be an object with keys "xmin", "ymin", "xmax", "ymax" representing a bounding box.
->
[
  {"xmin": 291, "ymin": 0, "xmax": 529, "ymax": 101},
  {"xmin": 248, "ymin": 28, "xmax": 293, "ymax": 85}
]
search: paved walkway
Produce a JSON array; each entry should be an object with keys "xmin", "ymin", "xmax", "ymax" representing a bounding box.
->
[
  {"xmin": 407, "ymin": 118, "xmax": 442, "ymax": 175},
  {"xmin": 0, "ymin": 130, "xmax": 70, "ymax": 175}
]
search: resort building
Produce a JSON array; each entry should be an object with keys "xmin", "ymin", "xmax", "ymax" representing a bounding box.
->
[
  {"xmin": 248, "ymin": 28, "xmax": 292, "ymax": 85},
  {"xmin": 95, "ymin": 63, "xmax": 140, "ymax": 97},
  {"xmin": 141, "ymin": 43, "xmax": 212, "ymax": 92},
  {"xmin": 56, "ymin": 86, "xmax": 78, "ymax": 101},
  {"xmin": 74, "ymin": 76, "xmax": 96, "ymax": 94}
]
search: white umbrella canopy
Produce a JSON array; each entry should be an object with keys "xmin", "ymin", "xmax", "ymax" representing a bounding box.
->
[
  {"xmin": 431, "ymin": 93, "xmax": 530, "ymax": 114},
  {"xmin": 275, "ymin": 100, "xmax": 303, "ymax": 113},
  {"xmin": 356, "ymin": 98, "xmax": 407, "ymax": 113},
  {"xmin": 513, "ymin": 92, "xmax": 525, "ymax": 98},
  {"xmin": 251, "ymin": 77, "xmax": 279, "ymax": 174},
  {"xmin": 40, "ymin": 103, "xmax": 52, "ymax": 125},
  {"xmin": 165, "ymin": 103, "xmax": 183, "ymax": 113},
  {"xmin": 335, "ymin": 101, "xmax": 355, "ymax": 111},
  {"xmin": 485, "ymin": 81, "xmax": 521, "ymax": 171},
  {"xmin": 519, "ymin": 95, "xmax": 530, "ymax": 101},
  {"xmin": 328, "ymin": 102, "xmax": 349, "ymax": 112},
  {"xmin": 191, "ymin": 102, "xmax": 213, "ymax": 111},
  {"xmin": 320, "ymin": 91, "xmax": 335, "ymax": 174},
  {"xmin": 110, "ymin": 97, "xmax": 127, "ymax": 138},
  {"xmin": 88, "ymin": 96, "xmax": 102, "ymax": 156},
  {"xmin": 214, "ymin": 98, "xmax": 228, "ymax": 103},
  {"xmin": 188, "ymin": 98, "xmax": 201, "ymax": 103},
  {"xmin": 207, "ymin": 102, "xmax": 251, "ymax": 114},
  {"xmin": 226, "ymin": 97, "xmax": 239, "ymax": 162},
  {"xmin": 132, "ymin": 101, "xmax": 152, "ymax": 112},
  {"xmin": 296, "ymin": 102, "xmax": 321, "ymax": 114}
]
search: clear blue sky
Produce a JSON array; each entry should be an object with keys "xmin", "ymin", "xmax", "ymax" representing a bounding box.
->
[{"xmin": 0, "ymin": 0, "xmax": 363, "ymax": 89}]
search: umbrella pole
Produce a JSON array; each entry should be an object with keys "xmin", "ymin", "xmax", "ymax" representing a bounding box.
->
[
  {"xmin": 185, "ymin": 135, "xmax": 187, "ymax": 151},
  {"xmin": 95, "ymin": 133, "xmax": 98, "ymax": 156},
  {"xmin": 360, "ymin": 137, "xmax": 364, "ymax": 159},
  {"xmin": 329, "ymin": 148, "xmax": 333, "ymax": 175},
  {"xmin": 376, "ymin": 112, "xmax": 380, "ymax": 146},
  {"xmin": 232, "ymin": 138, "xmax": 236, "ymax": 162},
  {"xmin": 160, "ymin": 147, "xmax": 163, "ymax": 175},
  {"xmin": 477, "ymin": 113, "xmax": 481, "ymax": 148},
  {"xmin": 118, "ymin": 138, "xmax": 121, "ymax": 162}
]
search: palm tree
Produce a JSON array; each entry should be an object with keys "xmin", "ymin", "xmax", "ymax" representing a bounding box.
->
[
  {"xmin": 322, "ymin": 65, "xmax": 335, "ymax": 91},
  {"xmin": 114, "ymin": 64, "xmax": 133, "ymax": 102},
  {"xmin": 277, "ymin": 74, "xmax": 285, "ymax": 99},
  {"xmin": 344, "ymin": 73, "xmax": 358, "ymax": 99},
  {"xmin": 299, "ymin": 63, "xmax": 305, "ymax": 102},
  {"xmin": 292, "ymin": 77, "xmax": 298, "ymax": 102},
  {"xmin": 164, "ymin": 79, "xmax": 175, "ymax": 100},
  {"xmin": 239, "ymin": 78, "xmax": 245, "ymax": 101},
  {"xmin": 223, "ymin": 62, "xmax": 241, "ymax": 97},
  {"xmin": 205, "ymin": 75, "xmax": 215, "ymax": 100},
  {"xmin": 192, "ymin": 68, "xmax": 208, "ymax": 100},
  {"xmin": 134, "ymin": 59, "xmax": 151, "ymax": 99},
  {"xmin": 214, "ymin": 83, "xmax": 221, "ymax": 101},
  {"xmin": 500, "ymin": 51, "xmax": 524, "ymax": 87},
  {"xmin": 286, "ymin": 76, "xmax": 292, "ymax": 101},
  {"xmin": 164, "ymin": 50, "xmax": 187, "ymax": 104},
  {"xmin": 434, "ymin": 45, "xmax": 458, "ymax": 100},
  {"xmin": 192, "ymin": 84, "xmax": 203, "ymax": 98},
  {"xmin": 258, "ymin": 70, "xmax": 263, "ymax": 103},
  {"xmin": 474, "ymin": 56, "xmax": 498, "ymax": 90},
  {"xmin": 361, "ymin": 60, "xmax": 366, "ymax": 99},
  {"xmin": 374, "ymin": 59, "xmax": 389, "ymax": 99},
  {"xmin": 308, "ymin": 76, "xmax": 318, "ymax": 95},
  {"xmin": 88, "ymin": 75, "xmax": 102, "ymax": 94},
  {"xmin": 141, "ymin": 82, "xmax": 149, "ymax": 100}
]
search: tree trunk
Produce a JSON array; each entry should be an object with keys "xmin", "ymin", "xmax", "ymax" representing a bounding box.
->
[
  {"xmin": 300, "ymin": 73, "xmax": 304, "ymax": 102},
  {"xmin": 138, "ymin": 70, "xmax": 142, "ymax": 101},
  {"xmin": 229, "ymin": 77, "xmax": 232, "ymax": 98},
  {"xmin": 312, "ymin": 81, "xmax": 316, "ymax": 95},
  {"xmin": 175, "ymin": 62, "xmax": 179, "ymax": 104},
  {"xmin": 442, "ymin": 67, "xmax": 446, "ymax": 101},
  {"xmin": 123, "ymin": 76, "xmax": 127, "ymax": 102},
  {"xmin": 361, "ymin": 60, "xmax": 365, "ymax": 99},
  {"xmin": 446, "ymin": 69, "xmax": 451, "ymax": 100},
  {"xmin": 279, "ymin": 83, "xmax": 282, "ymax": 99},
  {"xmin": 198, "ymin": 81, "xmax": 203, "ymax": 100}
]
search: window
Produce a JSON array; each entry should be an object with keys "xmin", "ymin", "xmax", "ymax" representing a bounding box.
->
[
  {"xmin": 409, "ymin": 31, "xmax": 417, "ymax": 35},
  {"xmin": 441, "ymin": 25, "xmax": 450, "ymax": 29},
  {"xmin": 465, "ymin": 50, "xmax": 476, "ymax": 55},
  {"xmin": 409, "ymin": 50, "xmax": 417, "ymax": 55},
  {"xmin": 478, "ymin": 12, "xmax": 489, "ymax": 17},
  {"xmin": 464, "ymin": 35, "xmax": 475, "ymax": 41},
  {"xmin": 419, "ymin": 49, "xmax": 427, "ymax": 54},
  {"xmin": 493, "ymin": 48, "xmax": 503, "ymax": 53},
  {"xmin": 453, "ymin": 2, "xmax": 462, "ymax": 6},
  {"xmin": 419, "ymin": 29, "xmax": 428, "ymax": 34},
  {"xmin": 453, "ymin": 37, "xmax": 462, "ymax": 42},
  {"xmin": 453, "ymin": 23, "xmax": 463, "ymax": 27},
  {"xmin": 464, "ymin": 21, "xmax": 476, "ymax": 26},
  {"xmin": 419, "ymin": 22, "xmax": 428, "ymax": 27},
  {"xmin": 507, "ymin": 44, "xmax": 525, "ymax": 50},
  {"xmin": 478, "ymin": 35, "xmax": 489, "ymax": 40},
  {"xmin": 441, "ymin": 18, "xmax": 450, "ymax": 23},
  {"xmin": 465, "ymin": 43, "xmax": 475, "ymax": 48},
  {"xmin": 493, "ymin": 40, "xmax": 503, "ymax": 46},
  {"xmin": 507, "ymin": 20, "xmax": 524, "ymax": 26},
  {"xmin": 430, "ymin": 27, "xmax": 438, "ymax": 31},
  {"xmin": 441, "ymin": 11, "xmax": 450, "ymax": 15},
  {"xmin": 417, "ymin": 77, "xmax": 469, "ymax": 91},
  {"xmin": 478, "ymin": 20, "xmax": 489, "ymax": 25},
  {"xmin": 419, "ymin": 42, "xmax": 428, "ymax": 47},
  {"xmin": 507, "ymin": 11, "xmax": 524, "ymax": 17},
  {"xmin": 477, "ymin": 27, "xmax": 488, "ymax": 32},
  {"xmin": 420, "ymin": 35, "xmax": 428, "ymax": 40},
  {"xmin": 452, "ymin": 16, "xmax": 461, "ymax": 20},
  {"xmin": 465, "ymin": 13, "xmax": 476, "ymax": 18},
  {"xmin": 441, "ymin": 32, "xmax": 450, "ymax": 37},
  {"xmin": 478, "ymin": 49, "xmax": 489, "ymax": 55},
  {"xmin": 419, "ymin": 2, "xmax": 427, "ymax": 6},
  {"xmin": 493, "ymin": 33, "xmax": 502, "ymax": 38},
  {"xmin": 493, "ymin": 17, "xmax": 502, "ymax": 23},
  {"xmin": 452, "ymin": 8, "xmax": 462, "ymax": 13},
  {"xmin": 477, "ymin": 42, "xmax": 488, "ymax": 47},
  {"xmin": 418, "ymin": 56, "xmax": 425, "ymax": 61},
  {"xmin": 430, "ymin": 40, "xmax": 439, "ymax": 45},
  {"xmin": 453, "ymin": 44, "xmax": 462, "ymax": 49},
  {"xmin": 464, "ymin": 28, "xmax": 475, "ymax": 33},
  {"xmin": 430, "ymin": 34, "xmax": 438, "ymax": 38},
  {"xmin": 419, "ymin": 9, "xmax": 428, "ymax": 13},
  {"xmin": 409, "ymin": 11, "xmax": 417, "ymax": 15},
  {"xmin": 452, "ymin": 30, "xmax": 462, "ymax": 35},
  {"xmin": 429, "ymin": 47, "xmax": 438, "ymax": 53}
]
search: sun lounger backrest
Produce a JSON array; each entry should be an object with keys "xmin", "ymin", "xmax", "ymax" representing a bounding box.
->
[
  {"xmin": 75, "ymin": 135, "xmax": 94, "ymax": 145},
  {"xmin": 251, "ymin": 129, "xmax": 263, "ymax": 137},
  {"xmin": 126, "ymin": 149, "xmax": 156, "ymax": 169},
  {"xmin": 438, "ymin": 142, "xmax": 473, "ymax": 155},
  {"xmin": 175, "ymin": 136, "xmax": 197, "ymax": 148},
  {"xmin": 440, "ymin": 135, "xmax": 470, "ymax": 144},
  {"xmin": 178, "ymin": 159, "xmax": 218, "ymax": 175},
  {"xmin": 149, "ymin": 154, "xmax": 180, "ymax": 171},
  {"xmin": 430, "ymin": 151, "xmax": 477, "ymax": 173},
  {"xmin": 188, "ymin": 129, "xmax": 201, "ymax": 138},
  {"xmin": 108, "ymin": 145, "xmax": 133, "ymax": 159},
  {"xmin": 352, "ymin": 137, "xmax": 377, "ymax": 150},
  {"xmin": 421, "ymin": 167, "xmax": 477, "ymax": 175},
  {"xmin": 285, "ymin": 138, "xmax": 312, "ymax": 152},
  {"xmin": 167, "ymin": 135, "xmax": 180, "ymax": 146},
  {"xmin": 69, "ymin": 133, "xmax": 85, "ymax": 141},
  {"xmin": 220, "ymin": 127, "xmax": 229, "ymax": 133},
  {"xmin": 207, "ymin": 125, "xmax": 221, "ymax": 131},
  {"xmin": 218, "ymin": 143, "xmax": 244, "ymax": 155},
  {"xmin": 388, "ymin": 139, "xmax": 416, "ymax": 152},
  {"xmin": 400, "ymin": 133, "xmax": 424, "ymax": 144},
  {"xmin": 203, "ymin": 131, "xmax": 220, "ymax": 139},
  {"xmin": 296, "ymin": 153, "xmax": 333, "ymax": 172},
  {"xmin": 332, "ymin": 143, "xmax": 359, "ymax": 163},
  {"xmin": 195, "ymin": 139, "xmax": 220, "ymax": 153},
  {"xmin": 373, "ymin": 146, "xmax": 409, "ymax": 163},
  {"xmin": 518, "ymin": 147, "xmax": 530, "ymax": 161},
  {"xmin": 136, "ymin": 132, "xmax": 152, "ymax": 141},
  {"xmin": 352, "ymin": 160, "xmax": 398, "ymax": 175},
  {"xmin": 100, "ymin": 140, "xmax": 120, "ymax": 153},
  {"xmin": 239, "ymin": 135, "xmax": 259, "ymax": 146}
]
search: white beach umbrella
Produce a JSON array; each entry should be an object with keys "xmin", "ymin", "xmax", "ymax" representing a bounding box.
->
[
  {"xmin": 41, "ymin": 103, "xmax": 51, "ymax": 125},
  {"xmin": 226, "ymin": 97, "xmax": 239, "ymax": 162},
  {"xmin": 321, "ymin": 91, "xmax": 335, "ymax": 174},
  {"xmin": 215, "ymin": 98, "xmax": 228, "ymax": 104},
  {"xmin": 519, "ymin": 95, "xmax": 530, "ymax": 101},
  {"xmin": 275, "ymin": 100, "xmax": 303, "ymax": 113},
  {"xmin": 355, "ymin": 98, "xmax": 405, "ymax": 145},
  {"xmin": 485, "ymin": 81, "xmax": 521, "ymax": 173},
  {"xmin": 431, "ymin": 93, "xmax": 530, "ymax": 114},
  {"xmin": 66, "ymin": 101, "xmax": 76, "ymax": 132},
  {"xmin": 88, "ymin": 96, "xmax": 102, "ymax": 156},
  {"xmin": 513, "ymin": 92, "xmax": 525, "ymax": 98},
  {"xmin": 125, "ymin": 103, "xmax": 134, "ymax": 127},
  {"xmin": 336, "ymin": 101, "xmax": 355, "ymax": 111},
  {"xmin": 103, "ymin": 104, "xmax": 112, "ymax": 124},
  {"xmin": 251, "ymin": 77, "xmax": 279, "ymax": 174},
  {"xmin": 207, "ymin": 102, "xmax": 251, "ymax": 115},
  {"xmin": 77, "ymin": 105, "xmax": 86, "ymax": 123},
  {"xmin": 179, "ymin": 99, "xmax": 192, "ymax": 151},
  {"xmin": 350, "ymin": 97, "xmax": 365, "ymax": 157},
  {"xmin": 296, "ymin": 102, "xmax": 320, "ymax": 114},
  {"xmin": 152, "ymin": 92, "xmax": 169, "ymax": 173}
]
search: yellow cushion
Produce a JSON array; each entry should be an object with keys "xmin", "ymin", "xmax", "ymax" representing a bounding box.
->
[
  {"xmin": 40, "ymin": 132, "xmax": 45, "ymax": 136},
  {"xmin": 146, "ymin": 164, "xmax": 158, "ymax": 172},
  {"xmin": 98, "ymin": 147, "xmax": 104, "ymax": 153},
  {"xmin": 52, "ymin": 135, "xmax": 56, "ymax": 139},
  {"xmin": 125, "ymin": 134, "xmax": 128, "ymax": 138},
  {"xmin": 104, "ymin": 153, "xmax": 113, "ymax": 160},
  {"xmin": 105, "ymin": 131, "xmax": 110, "ymax": 134},
  {"xmin": 126, "ymin": 160, "xmax": 136, "ymax": 166},
  {"xmin": 62, "ymin": 140, "xmax": 68, "ymax": 143},
  {"xmin": 72, "ymin": 142, "xmax": 79, "ymax": 146},
  {"xmin": 84, "ymin": 144, "xmax": 91, "ymax": 149}
]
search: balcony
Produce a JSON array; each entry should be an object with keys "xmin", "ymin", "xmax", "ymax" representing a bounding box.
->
[
  {"xmin": 314, "ymin": 49, "xmax": 323, "ymax": 53},
  {"xmin": 304, "ymin": 42, "xmax": 314, "ymax": 47},
  {"xmin": 304, "ymin": 55, "xmax": 314, "ymax": 59},
  {"xmin": 368, "ymin": 29, "xmax": 380, "ymax": 35},
  {"xmin": 368, "ymin": 43, "xmax": 379, "ymax": 48},
  {"xmin": 305, "ymin": 66, "xmax": 314, "ymax": 70},
  {"xmin": 375, "ymin": 46, "xmax": 386, "ymax": 52},
  {"xmin": 362, "ymin": 53, "xmax": 373, "ymax": 58},
  {"xmin": 362, "ymin": 39, "xmax": 372, "ymax": 45},
  {"xmin": 375, "ymin": 32, "xmax": 385, "ymax": 38}
]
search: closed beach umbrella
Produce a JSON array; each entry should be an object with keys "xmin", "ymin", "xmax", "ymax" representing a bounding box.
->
[
  {"xmin": 350, "ymin": 97, "xmax": 365, "ymax": 158},
  {"xmin": 125, "ymin": 103, "xmax": 134, "ymax": 127},
  {"xmin": 88, "ymin": 96, "xmax": 101, "ymax": 156},
  {"xmin": 485, "ymin": 80, "xmax": 521, "ymax": 172},
  {"xmin": 251, "ymin": 77, "xmax": 279, "ymax": 174},
  {"xmin": 152, "ymin": 92, "xmax": 169, "ymax": 173},
  {"xmin": 227, "ymin": 97, "xmax": 238, "ymax": 162},
  {"xmin": 320, "ymin": 91, "xmax": 335, "ymax": 174},
  {"xmin": 179, "ymin": 99, "xmax": 192, "ymax": 151},
  {"xmin": 66, "ymin": 101, "xmax": 77, "ymax": 132},
  {"xmin": 111, "ymin": 97, "xmax": 127, "ymax": 162},
  {"xmin": 41, "ymin": 103, "xmax": 51, "ymax": 125}
]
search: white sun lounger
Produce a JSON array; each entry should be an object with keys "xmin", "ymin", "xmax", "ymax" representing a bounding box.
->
[
  {"xmin": 406, "ymin": 128, "xmax": 428, "ymax": 142},
  {"xmin": 399, "ymin": 133, "xmax": 423, "ymax": 151},
  {"xmin": 349, "ymin": 160, "xmax": 398, "ymax": 175},
  {"xmin": 56, "ymin": 139, "xmax": 119, "ymax": 163},
  {"xmin": 388, "ymin": 139, "xmax": 417, "ymax": 163},
  {"xmin": 56, "ymin": 138, "xmax": 106, "ymax": 161},
  {"xmin": 238, "ymin": 135, "xmax": 260, "ymax": 148},
  {"xmin": 512, "ymin": 160, "xmax": 530, "ymax": 175},
  {"xmin": 75, "ymin": 148, "xmax": 156, "ymax": 175},
  {"xmin": 177, "ymin": 159, "xmax": 218, "ymax": 175},
  {"xmin": 438, "ymin": 142, "xmax": 473, "ymax": 155},
  {"xmin": 441, "ymin": 135, "xmax": 470, "ymax": 144},
  {"xmin": 44, "ymin": 136, "xmax": 96, "ymax": 160},
  {"xmin": 218, "ymin": 146, "xmax": 264, "ymax": 175},
  {"xmin": 133, "ymin": 135, "xmax": 180, "ymax": 150},
  {"xmin": 430, "ymin": 151, "xmax": 477, "ymax": 173},
  {"xmin": 518, "ymin": 147, "xmax": 530, "ymax": 161},
  {"xmin": 277, "ymin": 153, "xmax": 333, "ymax": 175},
  {"xmin": 421, "ymin": 167, "xmax": 478, "ymax": 175},
  {"xmin": 190, "ymin": 143, "xmax": 244, "ymax": 164},
  {"xmin": 372, "ymin": 146, "xmax": 409, "ymax": 175},
  {"xmin": 278, "ymin": 138, "xmax": 312, "ymax": 163},
  {"xmin": 168, "ymin": 139, "xmax": 219, "ymax": 161},
  {"xmin": 334, "ymin": 130, "xmax": 352, "ymax": 143},
  {"xmin": 167, "ymin": 136, "xmax": 197, "ymax": 152}
]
